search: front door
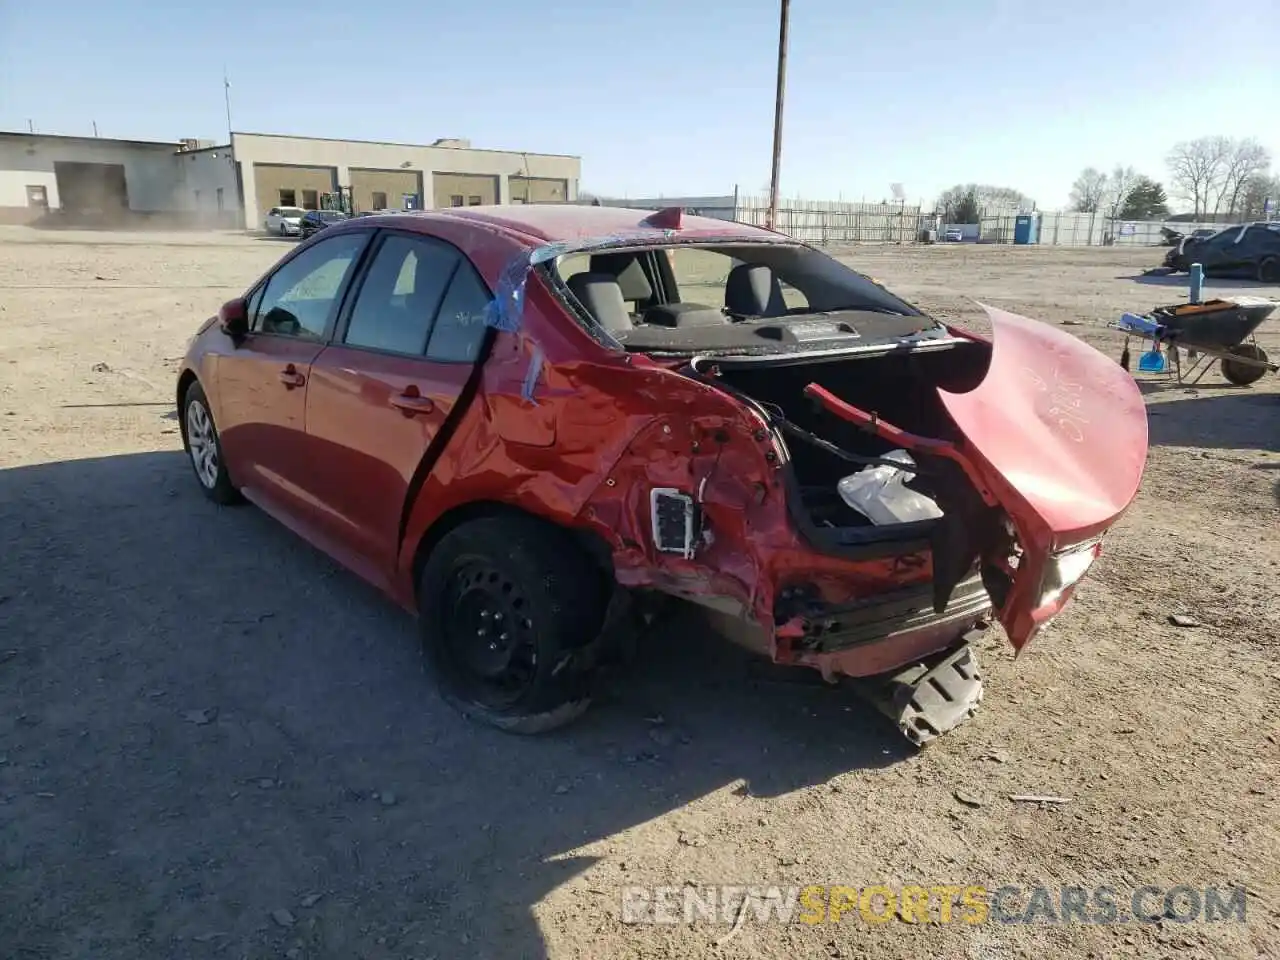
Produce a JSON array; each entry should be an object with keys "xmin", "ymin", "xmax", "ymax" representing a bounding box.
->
[
  {"xmin": 26, "ymin": 185, "xmax": 48, "ymax": 212},
  {"xmin": 304, "ymin": 230, "xmax": 492, "ymax": 574},
  {"xmin": 215, "ymin": 230, "xmax": 371, "ymax": 525}
]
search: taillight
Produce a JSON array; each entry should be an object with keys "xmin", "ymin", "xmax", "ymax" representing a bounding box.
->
[{"xmin": 1036, "ymin": 540, "xmax": 1102, "ymax": 609}]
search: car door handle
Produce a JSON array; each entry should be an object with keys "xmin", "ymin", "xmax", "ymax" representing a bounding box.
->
[
  {"xmin": 279, "ymin": 365, "xmax": 306, "ymax": 388},
  {"xmin": 390, "ymin": 390, "xmax": 434, "ymax": 416}
]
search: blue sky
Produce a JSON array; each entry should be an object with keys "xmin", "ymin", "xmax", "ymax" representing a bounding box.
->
[{"xmin": 1, "ymin": 0, "xmax": 1276, "ymax": 209}]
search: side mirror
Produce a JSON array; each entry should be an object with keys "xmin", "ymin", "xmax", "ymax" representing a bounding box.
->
[{"xmin": 219, "ymin": 298, "xmax": 249, "ymax": 338}]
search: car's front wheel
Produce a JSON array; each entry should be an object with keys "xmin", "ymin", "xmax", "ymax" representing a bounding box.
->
[
  {"xmin": 181, "ymin": 381, "xmax": 242, "ymax": 505},
  {"xmin": 418, "ymin": 515, "xmax": 609, "ymax": 733}
]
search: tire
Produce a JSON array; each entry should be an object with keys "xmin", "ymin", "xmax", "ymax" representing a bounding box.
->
[
  {"xmin": 418, "ymin": 515, "xmax": 609, "ymax": 734},
  {"xmin": 1220, "ymin": 343, "xmax": 1268, "ymax": 387},
  {"xmin": 1258, "ymin": 257, "xmax": 1280, "ymax": 284},
  {"xmin": 181, "ymin": 381, "xmax": 242, "ymax": 504}
]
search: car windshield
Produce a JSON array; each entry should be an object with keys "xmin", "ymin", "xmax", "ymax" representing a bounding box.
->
[
  {"xmin": 547, "ymin": 241, "xmax": 941, "ymax": 356},
  {"xmin": 279, "ymin": 208, "xmax": 305, "ymax": 218}
]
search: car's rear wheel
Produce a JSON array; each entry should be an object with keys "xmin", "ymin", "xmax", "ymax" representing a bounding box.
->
[
  {"xmin": 1258, "ymin": 257, "xmax": 1280, "ymax": 284},
  {"xmin": 1220, "ymin": 343, "xmax": 1268, "ymax": 387},
  {"xmin": 181, "ymin": 381, "xmax": 242, "ymax": 505},
  {"xmin": 418, "ymin": 515, "xmax": 609, "ymax": 734}
]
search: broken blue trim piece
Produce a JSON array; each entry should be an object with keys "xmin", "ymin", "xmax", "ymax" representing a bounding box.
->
[{"xmin": 521, "ymin": 344, "xmax": 545, "ymax": 404}]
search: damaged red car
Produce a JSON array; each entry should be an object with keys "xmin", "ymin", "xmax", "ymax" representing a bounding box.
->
[{"xmin": 176, "ymin": 205, "xmax": 1148, "ymax": 743}]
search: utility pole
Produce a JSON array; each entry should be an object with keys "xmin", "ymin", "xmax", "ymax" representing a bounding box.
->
[
  {"xmin": 765, "ymin": 0, "xmax": 790, "ymax": 231},
  {"xmin": 223, "ymin": 69, "xmax": 233, "ymax": 141}
]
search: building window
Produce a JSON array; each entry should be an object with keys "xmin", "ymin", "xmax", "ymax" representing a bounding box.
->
[
  {"xmin": 216, "ymin": 187, "xmax": 224, "ymax": 211},
  {"xmin": 371, "ymin": 191, "xmax": 387, "ymax": 210},
  {"xmin": 301, "ymin": 189, "xmax": 318, "ymax": 210},
  {"xmin": 450, "ymin": 195, "xmax": 464, "ymax": 207},
  {"xmin": 467, "ymin": 195, "xmax": 482, "ymax": 206},
  {"xmin": 279, "ymin": 188, "xmax": 297, "ymax": 206}
]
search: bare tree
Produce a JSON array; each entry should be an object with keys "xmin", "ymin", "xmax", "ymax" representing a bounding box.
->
[
  {"xmin": 1215, "ymin": 139, "xmax": 1271, "ymax": 217},
  {"xmin": 937, "ymin": 184, "xmax": 1033, "ymax": 222},
  {"xmin": 1106, "ymin": 165, "xmax": 1140, "ymax": 219},
  {"xmin": 1166, "ymin": 137, "xmax": 1230, "ymax": 217},
  {"xmin": 1069, "ymin": 167, "xmax": 1108, "ymax": 212},
  {"xmin": 1238, "ymin": 173, "xmax": 1280, "ymax": 220}
]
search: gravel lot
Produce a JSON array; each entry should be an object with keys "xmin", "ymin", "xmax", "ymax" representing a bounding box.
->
[{"xmin": 1, "ymin": 225, "xmax": 1278, "ymax": 960}]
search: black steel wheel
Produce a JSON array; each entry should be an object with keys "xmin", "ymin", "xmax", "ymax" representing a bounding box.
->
[
  {"xmin": 1220, "ymin": 343, "xmax": 1268, "ymax": 387},
  {"xmin": 418, "ymin": 515, "xmax": 609, "ymax": 733}
]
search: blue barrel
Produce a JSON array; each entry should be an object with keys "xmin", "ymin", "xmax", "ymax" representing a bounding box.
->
[{"xmin": 1014, "ymin": 214, "xmax": 1039, "ymax": 244}]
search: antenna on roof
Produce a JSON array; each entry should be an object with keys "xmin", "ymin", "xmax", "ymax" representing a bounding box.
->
[{"xmin": 641, "ymin": 207, "xmax": 683, "ymax": 230}]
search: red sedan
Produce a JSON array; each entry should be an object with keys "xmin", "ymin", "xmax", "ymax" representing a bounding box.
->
[{"xmin": 177, "ymin": 205, "xmax": 1147, "ymax": 743}]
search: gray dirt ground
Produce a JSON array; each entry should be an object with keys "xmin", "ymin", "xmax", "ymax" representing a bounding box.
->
[{"xmin": 1, "ymin": 226, "xmax": 1277, "ymax": 960}]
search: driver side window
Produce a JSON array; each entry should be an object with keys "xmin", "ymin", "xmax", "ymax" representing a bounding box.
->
[{"xmin": 252, "ymin": 232, "xmax": 368, "ymax": 339}]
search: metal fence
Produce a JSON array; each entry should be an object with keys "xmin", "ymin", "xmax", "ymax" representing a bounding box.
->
[
  {"xmin": 587, "ymin": 193, "xmax": 1234, "ymax": 248},
  {"xmin": 595, "ymin": 193, "xmax": 925, "ymax": 244}
]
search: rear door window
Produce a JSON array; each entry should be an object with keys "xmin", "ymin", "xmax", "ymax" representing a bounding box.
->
[
  {"xmin": 343, "ymin": 234, "xmax": 459, "ymax": 355},
  {"xmin": 426, "ymin": 261, "xmax": 492, "ymax": 363}
]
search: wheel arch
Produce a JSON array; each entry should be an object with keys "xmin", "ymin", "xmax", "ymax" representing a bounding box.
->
[
  {"xmin": 175, "ymin": 368, "xmax": 199, "ymax": 440},
  {"xmin": 408, "ymin": 499, "xmax": 617, "ymax": 604}
]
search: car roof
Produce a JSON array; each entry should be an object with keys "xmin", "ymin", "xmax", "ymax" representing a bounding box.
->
[{"xmin": 344, "ymin": 204, "xmax": 783, "ymax": 248}]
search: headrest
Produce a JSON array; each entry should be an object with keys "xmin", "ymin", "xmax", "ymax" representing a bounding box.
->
[
  {"xmin": 725, "ymin": 262, "xmax": 786, "ymax": 317},
  {"xmin": 566, "ymin": 272, "xmax": 633, "ymax": 333},
  {"xmin": 589, "ymin": 252, "xmax": 653, "ymax": 302}
]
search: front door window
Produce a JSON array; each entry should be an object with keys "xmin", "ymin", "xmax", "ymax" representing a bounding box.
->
[{"xmin": 252, "ymin": 233, "xmax": 368, "ymax": 340}]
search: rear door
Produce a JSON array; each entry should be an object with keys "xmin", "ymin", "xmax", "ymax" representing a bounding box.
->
[
  {"xmin": 304, "ymin": 229, "xmax": 492, "ymax": 574},
  {"xmin": 215, "ymin": 230, "xmax": 372, "ymax": 523}
]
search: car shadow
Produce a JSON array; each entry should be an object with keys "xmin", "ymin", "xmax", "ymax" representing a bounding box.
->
[
  {"xmin": 0, "ymin": 451, "xmax": 907, "ymax": 960},
  {"xmin": 1143, "ymin": 389, "xmax": 1279, "ymax": 452},
  {"xmin": 1120, "ymin": 273, "xmax": 1270, "ymax": 289}
]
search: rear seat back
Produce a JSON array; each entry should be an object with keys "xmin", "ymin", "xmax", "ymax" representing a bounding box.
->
[{"xmin": 566, "ymin": 272, "xmax": 634, "ymax": 334}]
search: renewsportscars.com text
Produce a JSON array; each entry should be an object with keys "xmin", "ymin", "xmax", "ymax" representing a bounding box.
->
[{"xmin": 620, "ymin": 884, "xmax": 1248, "ymax": 926}]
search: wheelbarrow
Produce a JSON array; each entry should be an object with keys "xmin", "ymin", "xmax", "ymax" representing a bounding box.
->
[{"xmin": 1112, "ymin": 297, "xmax": 1277, "ymax": 387}]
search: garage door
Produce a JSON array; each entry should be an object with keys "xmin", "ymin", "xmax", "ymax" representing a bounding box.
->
[
  {"xmin": 509, "ymin": 177, "xmax": 568, "ymax": 204},
  {"xmin": 253, "ymin": 164, "xmax": 337, "ymax": 220},
  {"xmin": 433, "ymin": 173, "xmax": 498, "ymax": 208},
  {"xmin": 350, "ymin": 168, "xmax": 423, "ymax": 212},
  {"xmin": 54, "ymin": 162, "xmax": 129, "ymax": 216}
]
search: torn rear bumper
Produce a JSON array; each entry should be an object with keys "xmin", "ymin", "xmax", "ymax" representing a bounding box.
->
[
  {"xmin": 848, "ymin": 636, "xmax": 985, "ymax": 746},
  {"xmin": 777, "ymin": 574, "xmax": 992, "ymax": 680}
]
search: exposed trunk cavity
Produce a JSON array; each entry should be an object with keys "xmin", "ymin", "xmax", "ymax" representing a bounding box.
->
[
  {"xmin": 703, "ymin": 340, "xmax": 991, "ymax": 533},
  {"xmin": 698, "ymin": 339, "xmax": 1005, "ymax": 615}
]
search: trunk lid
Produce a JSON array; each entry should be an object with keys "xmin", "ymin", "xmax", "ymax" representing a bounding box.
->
[
  {"xmin": 800, "ymin": 305, "xmax": 1147, "ymax": 650},
  {"xmin": 936, "ymin": 304, "xmax": 1148, "ymax": 646}
]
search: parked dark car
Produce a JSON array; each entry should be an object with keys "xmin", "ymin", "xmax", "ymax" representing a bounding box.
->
[
  {"xmin": 1159, "ymin": 226, "xmax": 1216, "ymax": 247},
  {"xmin": 299, "ymin": 209, "xmax": 350, "ymax": 239},
  {"xmin": 1163, "ymin": 222, "xmax": 1280, "ymax": 281}
]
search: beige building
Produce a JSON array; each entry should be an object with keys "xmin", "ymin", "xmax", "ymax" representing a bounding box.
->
[
  {"xmin": 0, "ymin": 130, "xmax": 580, "ymax": 228},
  {"xmin": 230, "ymin": 132, "xmax": 579, "ymax": 228}
]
